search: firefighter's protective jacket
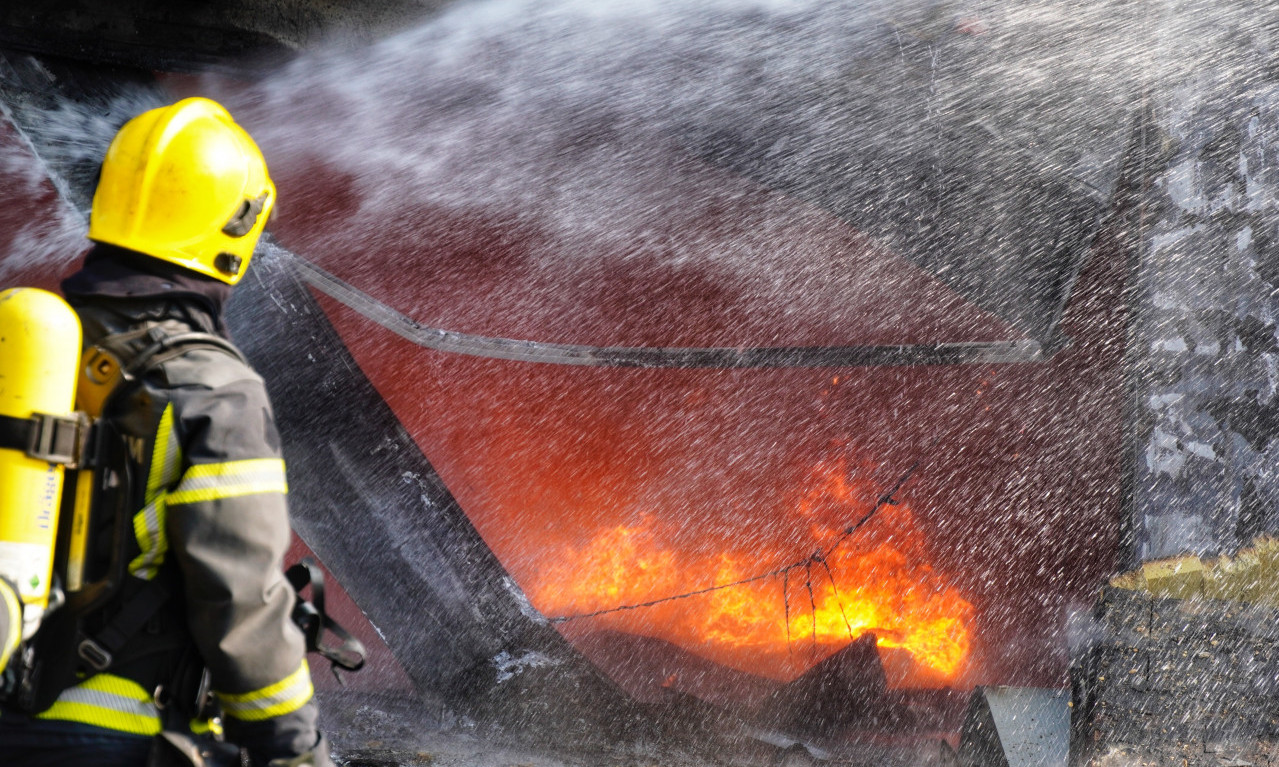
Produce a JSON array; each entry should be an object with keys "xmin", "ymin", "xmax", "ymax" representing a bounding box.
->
[{"xmin": 38, "ymin": 247, "xmax": 322, "ymax": 763}]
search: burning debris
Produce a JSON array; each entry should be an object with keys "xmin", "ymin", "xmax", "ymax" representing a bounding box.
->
[
  {"xmin": 758, "ymin": 633, "xmax": 887, "ymax": 736},
  {"xmin": 576, "ymin": 625, "xmax": 968, "ymax": 765},
  {"xmin": 534, "ymin": 457, "xmax": 975, "ymax": 687},
  {"xmin": 573, "ymin": 629, "xmax": 779, "ymax": 709}
]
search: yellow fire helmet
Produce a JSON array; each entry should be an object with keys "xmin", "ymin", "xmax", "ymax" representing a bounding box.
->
[{"xmin": 88, "ymin": 97, "xmax": 276, "ymax": 285}]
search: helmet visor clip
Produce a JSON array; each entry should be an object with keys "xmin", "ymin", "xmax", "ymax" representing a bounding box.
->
[{"xmin": 221, "ymin": 193, "xmax": 268, "ymax": 237}]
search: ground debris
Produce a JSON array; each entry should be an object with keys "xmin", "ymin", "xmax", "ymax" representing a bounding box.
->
[
  {"xmin": 1071, "ymin": 588, "xmax": 1279, "ymax": 766},
  {"xmin": 337, "ymin": 748, "xmax": 434, "ymax": 767}
]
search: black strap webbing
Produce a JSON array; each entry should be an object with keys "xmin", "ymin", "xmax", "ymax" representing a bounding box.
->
[
  {"xmin": 77, "ymin": 578, "xmax": 173, "ymax": 672},
  {"xmin": 286, "ymin": 559, "xmax": 366, "ymax": 678},
  {"xmin": 0, "ymin": 412, "xmax": 85, "ymax": 466},
  {"xmin": 0, "ymin": 413, "xmax": 31, "ymax": 453}
]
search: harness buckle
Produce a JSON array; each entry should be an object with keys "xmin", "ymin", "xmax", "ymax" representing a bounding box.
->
[
  {"xmin": 25, "ymin": 412, "xmax": 89, "ymax": 468},
  {"xmin": 77, "ymin": 637, "xmax": 113, "ymax": 671}
]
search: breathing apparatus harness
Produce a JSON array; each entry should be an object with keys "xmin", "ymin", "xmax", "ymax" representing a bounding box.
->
[
  {"xmin": 0, "ymin": 412, "xmax": 86, "ymax": 474},
  {"xmin": 0, "ymin": 321, "xmax": 364, "ymax": 716}
]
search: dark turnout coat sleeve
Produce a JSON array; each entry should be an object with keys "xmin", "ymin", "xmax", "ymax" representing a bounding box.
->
[{"xmin": 160, "ymin": 348, "xmax": 321, "ymax": 763}]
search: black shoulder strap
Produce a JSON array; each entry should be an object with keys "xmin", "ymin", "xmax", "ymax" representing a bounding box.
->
[
  {"xmin": 68, "ymin": 329, "xmax": 247, "ymax": 671},
  {"xmin": 75, "ymin": 578, "xmax": 173, "ymax": 672}
]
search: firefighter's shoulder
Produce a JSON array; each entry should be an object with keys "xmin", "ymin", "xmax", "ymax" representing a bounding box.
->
[{"xmin": 153, "ymin": 342, "xmax": 263, "ymax": 392}]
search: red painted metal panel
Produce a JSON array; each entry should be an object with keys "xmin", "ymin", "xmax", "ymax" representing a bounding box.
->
[
  {"xmin": 266, "ymin": 152, "xmax": 1126, "ymax": 687},
  {"xmin": 0, "ymin": 119, "xmax": 85, "ymax": 289}
]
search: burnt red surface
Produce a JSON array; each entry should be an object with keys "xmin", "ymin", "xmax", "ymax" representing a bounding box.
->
[
  {"xmin": 266, "ymin": 142, "xmax": 1127, "ymax": 687},
  {"xmin": 0, "ymin": 119, "xmax": 85, "ymax": 289}
]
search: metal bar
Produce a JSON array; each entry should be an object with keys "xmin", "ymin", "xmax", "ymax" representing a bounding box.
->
[{"xmin": 292, "ymin": 254, "xmax": 1046, "ymax": 369}]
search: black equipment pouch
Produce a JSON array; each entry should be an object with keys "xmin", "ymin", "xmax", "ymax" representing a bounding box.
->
[
  {"xmin": 286, "ymin": 558, "xmax": 366, "ymax": 681},
  {"xmin": 145, "ymin": 648, "xmax": 239, "ymax": 767}
]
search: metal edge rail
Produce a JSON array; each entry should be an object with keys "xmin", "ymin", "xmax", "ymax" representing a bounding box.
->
[{"xmin": 292, "ymin": 254, "xmax": 1046, "ymax": 368}]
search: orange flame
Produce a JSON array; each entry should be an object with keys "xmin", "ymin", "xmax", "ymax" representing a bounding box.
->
[{"xmin": 528, "ymin": 460, "xmax": 974, "ymax": 686}]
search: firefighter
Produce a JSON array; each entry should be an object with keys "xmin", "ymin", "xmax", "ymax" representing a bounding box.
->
[{"xmin": 0, "ymin": 98, "xmax": 330, "ymax": 766}]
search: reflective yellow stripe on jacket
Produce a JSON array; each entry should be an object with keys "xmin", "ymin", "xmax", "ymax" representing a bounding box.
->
[
  {"xmin": 130, "ymin": 404, "xmax": 181, "ymax": 580},
  {"xmin": 217, "ymin": 661, "xmax": 313, "ymax": 722},
  {"xmin": 129, "ymin": 413, "xmax": 288, "ymax": 581},
  {"xmin": 35, "ymin": 673, "xmax": 161, "ymax": 736},
  {"xmin": 167, "ymin": 458, "xmax": 288, "ymax": 506}
]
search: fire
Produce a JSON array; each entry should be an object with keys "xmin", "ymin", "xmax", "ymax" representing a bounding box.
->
[{"xmin": 528, "ymin": 460, "xmax": 974, "ymax": 686}]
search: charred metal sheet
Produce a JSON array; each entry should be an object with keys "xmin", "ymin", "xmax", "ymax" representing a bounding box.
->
[
  {"xmin": 757, "ymin": 634, "xmax": 887, "ymax": 736},
  {"xmin": 958, "ymin": 686, "xmax": 1068, "ymax": 767},
  {"xmin": 0, "ymin": 0, "xmax": 453, "ymax": 71},
  {"xmin": 682, "ymin": 2, "xmax": 1141, "ymax": 345}
]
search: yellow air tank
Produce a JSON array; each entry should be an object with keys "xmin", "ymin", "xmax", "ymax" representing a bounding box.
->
[{"xmin": 0, "ymin": 288, "xmax": 81, "ymax": 657}]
